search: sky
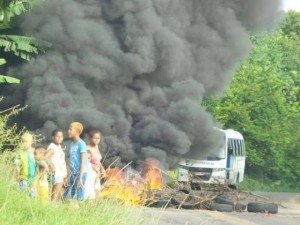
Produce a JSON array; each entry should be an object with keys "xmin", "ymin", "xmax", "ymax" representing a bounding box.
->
[{"xmin": 283, "ymin": 0, "xmax": 300, "ymax": 11}]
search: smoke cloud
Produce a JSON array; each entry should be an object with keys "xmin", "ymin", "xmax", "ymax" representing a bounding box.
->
[{"xmin": 2, "ymin": 0, "xmax": 282, "ymax": 168}]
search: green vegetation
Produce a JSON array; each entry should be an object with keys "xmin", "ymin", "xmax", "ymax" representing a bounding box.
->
[
  {"xmin": 239, "ymin": 175, "xmax": 300, "ymax": 193},
  {"xmin": 0, "ymin": 152, "xmax": 146, "ymax": 225},
  {"xmin": 0, "ymin": 0, "xmax": 51, "ymax": 84},
  {"xmin": 204, "ymin": 11, "xmax": 300, "ymax": 191},
  {"xmin": 0, "ymin": 98, "xmax": 25, "ymax": 152}
]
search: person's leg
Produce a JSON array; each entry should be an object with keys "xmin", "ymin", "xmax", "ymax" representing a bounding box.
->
[
  {"xmin": 19, "ymin": 179, "xmax": 28, "ymax": 191},
  {"xmin": 52, "ymin": 182, "xmax": 64, "ymax": 202},
  {"xmin": 63, "ymin": 175, "xmax": 75, "ymax": 199},
  {"xmin": 70, "ymin": 174, "xmax": 78, "ymax": 199},
  {"xmin": 77, "ymin": 173, "xmax": 87, "ymax": 201}
]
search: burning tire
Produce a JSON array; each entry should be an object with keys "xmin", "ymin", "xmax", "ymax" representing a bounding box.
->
[
  {"xmin": 171, "ymin": 188, "xmax": 200, "ymax": 209},
  {"xmin": 208, "ymin": 203, "xmax": 233, "ymax": 212},
  {"xmin": 247, "ymin": 202, "xmax": 278, "ymax": 214},
  {"xmin": 215, "ymin": 196, "xmax": 246, "ymax": 211}
]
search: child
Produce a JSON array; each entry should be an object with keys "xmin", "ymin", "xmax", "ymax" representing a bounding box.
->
[
  {"xmin": 46, "ymin": 129, "xmax": 67, "ymax": 202},
  {"xmin": 63, "ymin": 122, "xmax": 88, "ymax": 201},
  {"xmin": 15, "ymin": 132, "xmax": 37, "ymax": 196},
  {"xmin": 84, "ymin": 130, "xmax": 106, "ymax": 199},
  {"xmin": 34, "ymin": 146, "xmax": 49, "ymax": 203}
]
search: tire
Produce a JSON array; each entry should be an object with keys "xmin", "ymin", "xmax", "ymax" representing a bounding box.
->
[
  {"xmin": 146, "ymin": 200, "xmax": 171, "ymax": 208},
  {"xmin": 247, "ymin": 202, "xmax": 278, "ymax": 214},
  {"xmin": 190, "ymin": 183, "xmax": 201, "ymax": 190},
  {"xmin": 215, "ymin": 196, "xmax": 246, "ymax": 211},
  {"xmin": 171, "ymin": 188, "xmax": 199, "ymax": 209},
  {"xmin": 208, "ymin": 203, "xmax": 233, "ymax": 212},
  {"xmin": 175, "ymin": 187, "xmax": 191, "ymax": 194}
]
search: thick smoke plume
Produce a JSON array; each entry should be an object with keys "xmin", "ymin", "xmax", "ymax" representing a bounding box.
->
[{"xmin": 2, "ymin": 0, "xmax": 282, "ymax": 168}]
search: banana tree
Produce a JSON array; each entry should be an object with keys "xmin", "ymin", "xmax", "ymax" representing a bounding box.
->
[
  {"xmin": 0, "ymin": 58, "xmax": 20, "ymax": 83},
  {"xmin": 0, "ymin": 0, "xmax": 50, "ymax": 84},
  {"xmin": 0, "ymin": 0, "xmax": 51, "ymax": 61}
]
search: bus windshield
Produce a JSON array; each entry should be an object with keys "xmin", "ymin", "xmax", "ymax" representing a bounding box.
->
[{"xmin": 198, "ymin": 143, "xmax": 226, "ymax": 161}]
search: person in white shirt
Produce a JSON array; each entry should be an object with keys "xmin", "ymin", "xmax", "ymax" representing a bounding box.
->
[{"xmin": 46, "ymin": 129, "xmax": 67, "ymax": 202}]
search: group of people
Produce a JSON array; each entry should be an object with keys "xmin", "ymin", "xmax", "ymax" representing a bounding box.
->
[{"xmin": 14, "ymin": 122, "xmax": 106, "ymax": 203}]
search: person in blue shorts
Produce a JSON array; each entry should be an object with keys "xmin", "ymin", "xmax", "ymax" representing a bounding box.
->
[{"xmin": 63, "ymin": 122, "xmax": 88, "ymax": 201}]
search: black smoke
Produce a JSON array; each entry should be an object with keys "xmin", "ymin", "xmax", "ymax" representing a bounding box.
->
[{"xmin": 1, "ymin": 0, "xmax": 282, "ymax": 168}]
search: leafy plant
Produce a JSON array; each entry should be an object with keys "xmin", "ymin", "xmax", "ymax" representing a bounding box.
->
[
  {"xmin": 0, "ymin": 58, "xmax": 20, "ymax": 83},
  {"xmin": 0, "ymin": 97, "xmax": 26, "ymax": 152}
]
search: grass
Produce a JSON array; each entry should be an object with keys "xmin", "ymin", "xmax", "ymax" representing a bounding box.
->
[
  {"xmin": 0, "ymin": 152, "xmax": 146, "ymax": 225},
  {"xmin": 239, "ymin": 175, "xmax": 300, "ymax": 193}
]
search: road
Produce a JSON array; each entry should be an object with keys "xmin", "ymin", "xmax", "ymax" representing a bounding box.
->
[{"xmin": 142, "ymin": 192, "xmax": 300, "ymax": 225}]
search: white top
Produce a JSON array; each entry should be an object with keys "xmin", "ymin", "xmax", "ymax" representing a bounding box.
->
[{"xmin": 47, "ymin": 143, "xmax": 67, "ymax": 179}]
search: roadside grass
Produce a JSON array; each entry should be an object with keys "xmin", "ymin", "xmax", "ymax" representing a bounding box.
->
[
  {"xmin": 0, "ymin": 152, "xmax": 146, "ymax": 225},
  {"xmin": 239, "ymin": 175, "xmax": 300, "ymax": 193}
]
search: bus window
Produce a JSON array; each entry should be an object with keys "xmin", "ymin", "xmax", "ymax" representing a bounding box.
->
[
  {"xmin": 233, "ymin": 140, "xmax": 238, "ymax": 156},
  {"xmin": 227, "ymin": 139, "xmax": 233, "ymax": 155},
  {"xmin": 237, "ymin": 140, "xmax": 241, "ymax": 156}
]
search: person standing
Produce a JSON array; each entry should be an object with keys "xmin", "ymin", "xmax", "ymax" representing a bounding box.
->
[
  {"xmin": 15, "ymin": 132, "xmax": 37, "ymax": 196},
  {"xmin": 46, "ymin": 129, "xmax": 67, "ymax": 202},
  {"xmin": 63, "ymin": 122, "xmax": 88, "ymax": 201},
  {"xmin": 84, "ymin": 130, "xmax": 106, "ymax": 199}
]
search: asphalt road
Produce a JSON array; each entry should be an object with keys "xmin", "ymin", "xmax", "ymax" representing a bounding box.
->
[{"xmin": 142, "ymin": 192, "xmax": 300, "ymax": 225}]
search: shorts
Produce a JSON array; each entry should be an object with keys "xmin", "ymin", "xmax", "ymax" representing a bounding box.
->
[
  {"xmin": 19, "ymin": 179, "xmax": 37, "ymax": 197},
  {"xmin": 54, "ymin": 176, "xmax": 64, "ymax": 184}
]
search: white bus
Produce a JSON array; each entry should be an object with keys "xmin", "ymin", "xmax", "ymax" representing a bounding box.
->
[{"xmin": 177, "ymin": 129, "xmax": 246, "ymax": 189}]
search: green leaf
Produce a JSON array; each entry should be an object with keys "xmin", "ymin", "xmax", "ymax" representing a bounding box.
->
[
  {"xmin": 0, "ymin": 58, "xmax": 6, "ymax": 65},
  {"xmin": 0, "ymin": 75, "xmax": 20, "ymax": 84}
]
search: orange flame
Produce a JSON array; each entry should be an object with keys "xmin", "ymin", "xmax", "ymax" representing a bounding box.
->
[
  {"xmin": 145, "ymin": 158, "xmax": 163, "ymax": 190},
  {"xmin": 99, "ymin": 159, "xmax": 163, "ymax": 206}
]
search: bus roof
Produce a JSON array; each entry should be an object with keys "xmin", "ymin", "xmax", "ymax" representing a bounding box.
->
[{"xmin": 220, "ymin": 129, "xmax": 244, "ymax": 140}]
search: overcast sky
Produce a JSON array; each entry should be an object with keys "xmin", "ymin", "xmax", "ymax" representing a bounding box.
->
[{"xmin": 283, "ymin": 0, "xmax": 300, "ymax": 11}]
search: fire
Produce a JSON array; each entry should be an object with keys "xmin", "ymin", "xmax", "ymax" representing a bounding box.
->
[
  {"xmin": 99, "ymin": 158, "xmax": 163, "ymax": 206},
  {"xmin": 144, "ymin": 158, "xmax": 163, "ymax": 191}
]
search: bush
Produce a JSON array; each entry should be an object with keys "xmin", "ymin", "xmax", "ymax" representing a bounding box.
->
[{"xmin": 0, "ymin": 98, "xmax": 26, "ymax": 152}]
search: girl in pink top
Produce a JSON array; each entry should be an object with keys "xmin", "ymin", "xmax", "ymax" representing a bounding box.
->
[{"xmin": 84, "ymin": 130, "xmax": 106, "ymax": 199}]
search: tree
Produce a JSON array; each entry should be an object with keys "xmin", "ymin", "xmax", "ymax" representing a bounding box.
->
[
  {"xmin": 0, "ymin": 0, "xmax": 51, "ymax": 83},
  {"xmin": 203, "ymin": 12, "xmax": 300, "ymax": 188}
]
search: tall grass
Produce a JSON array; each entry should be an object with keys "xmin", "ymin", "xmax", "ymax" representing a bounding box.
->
[{"xmin": 0, "ymin": 152, "xmax": 146, "ymax": 225}]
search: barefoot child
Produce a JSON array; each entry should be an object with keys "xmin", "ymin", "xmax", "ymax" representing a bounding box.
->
[
  {"xmin": 63, "ymin": 122, "xmax": 88, "ymax": 201},
  {"xmin": 15, "ymin": 133, "xmax": 37, "ymax": 196},
  {"xmin": 46, "ymin": 129, "xmax": 67, "ymax": 202},
  {"xmin": 34, "ymin": 146, "xmax": 50, "ymax": 203}
]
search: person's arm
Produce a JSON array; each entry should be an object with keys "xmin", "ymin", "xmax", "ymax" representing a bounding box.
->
[
  {"xmin": 45, "ymin": 149, "xmax": 56, "ymax": 171},
  {"xmin": 91, "ymin": 163, "xmax": 100, "ymax": 172},
  {"xmin": 77, "ymin": 152, "xmax": 86, "ymax": 188},
  {"xmin": 77, "ymin": 141, "xmax": 87, "ymax": 188},
  {"xmin": 99, "ymin": 163, "xmax": 106, "ymax": 177},
  {"xmin": 45, "ymin": 148, "xmax": 54, "ymax": 159}
]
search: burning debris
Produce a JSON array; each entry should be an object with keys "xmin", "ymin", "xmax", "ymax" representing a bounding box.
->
[
  {"xmin": 100, "ymin": 158, "xmax": 164, "ymax": 206},
  {"xmin": 99, "ymin": 158, "xmax": 279, "ymax": 214}
]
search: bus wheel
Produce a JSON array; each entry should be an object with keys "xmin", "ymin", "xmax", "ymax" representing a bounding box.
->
[
  {"xmin": 247, "ymin": 202, "xmax": 278, "ymax": 214},
  {"xmin": 228, "ymin": 174, "xmax": 239, "ymax": 189}
]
